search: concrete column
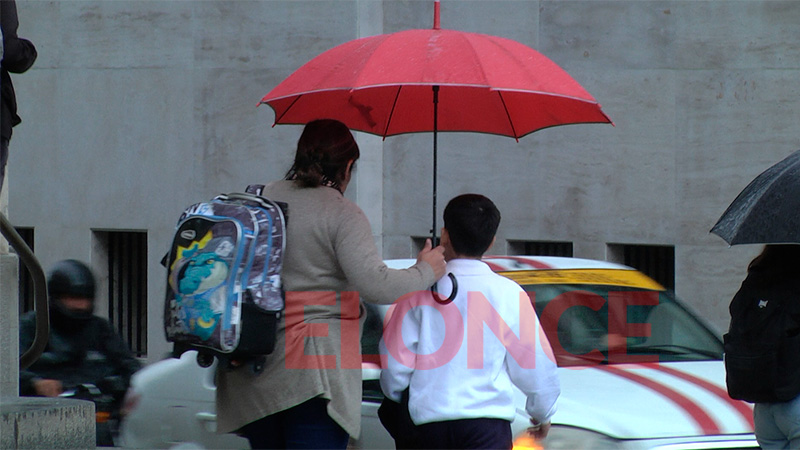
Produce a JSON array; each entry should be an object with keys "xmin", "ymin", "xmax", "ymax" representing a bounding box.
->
[
  {"xmin": 0, "ymin": 184, "xmax": 8, "ymax": 254},
  {"xmin": 0, "ymin": 26, "xmax": 3, "ymax": 256},
  {"xmin": 353, "ymin": 133, "xmax": 385, "ymax": 252},
  {"xmin": 354, "ymin": 0, "xmax": 385, "ymax": 253},
  {"xmin": 0, "ymin": 25, "xmax": 12, "ymax": 397},
  {"xmin": 0, "ymin": 254, "xmax": 19, "ymax": 397},
  {"xmin": 0, "ymin": 14, "xmax": 93, "ymax": 449},
  {"xmin": 1, "ymin": 397, "xmax": 96, "ymax": 449},
  {"xmin": 0, "ymin": 102, "xmax": 94, "ymax": 450}
]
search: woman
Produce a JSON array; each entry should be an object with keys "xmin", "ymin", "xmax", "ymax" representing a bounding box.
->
[
  {"xmin": 216, "ymin": 119, "xmax": 446, "ymax": 449},
  {"xmin": 728, "ymin": 245, "xmax": 800, "ymax": 449}
]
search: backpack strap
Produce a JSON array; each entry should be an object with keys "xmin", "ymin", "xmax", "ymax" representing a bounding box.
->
[{"xmin": 246, "ymin": 184, "xmax": 265, "ymax": 196}]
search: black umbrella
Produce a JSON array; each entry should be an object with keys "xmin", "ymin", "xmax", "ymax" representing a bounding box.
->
[{"xmin": 711, "ymin": 149, "xmax": 800, "ymax": 245}]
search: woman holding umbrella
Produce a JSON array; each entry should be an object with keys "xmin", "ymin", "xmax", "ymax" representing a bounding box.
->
[
  {"xmin": 724, "ymin": 244, "xmax": 800, "ymax": 449},
  {"xmin": 713, "ymin": 149, "xmax": 800, "ymax": 448},
  {"xmin": 214, "ymin": 119, "xmax": 446, "ymax": 449}
]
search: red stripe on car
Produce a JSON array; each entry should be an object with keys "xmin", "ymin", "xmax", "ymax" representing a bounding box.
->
[
  {"xmin": 484, "ymin": 256, "xmax": 553, "ymax": 271},
  {"xmin": 597, "ymin": 365, "xmax": 721, "ymax": 434},
  {"xmin": 484, "ymin": 261, "xmax": 507, "ymax": 272},
  {"xmin": 638, "ymin": 363, "xmax": 754, "ymax": 430},
  {"xmin": 500, "ymin": 256, "xmax": 553, "ymax": 269}
]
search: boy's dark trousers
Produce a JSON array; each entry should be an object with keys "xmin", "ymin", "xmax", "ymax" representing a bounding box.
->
[{"xmin": 378, "ymin": 393, "xmax": 513, "ymax": 450}]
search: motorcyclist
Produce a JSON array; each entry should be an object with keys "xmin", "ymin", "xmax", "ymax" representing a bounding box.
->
[{"xmin": 19, "ymin": 259, "xmax": 142, "ymax": 445}]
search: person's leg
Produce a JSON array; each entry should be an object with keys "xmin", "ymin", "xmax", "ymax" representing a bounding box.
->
[
  {"xmin": 239, "ymin": 397, "xmax": 349, "ymax": 450},
  {"xmin": 393, "ymin": 435, "xmax": 426, "ymax": 450},
  {"xmin": 379, "ymin": 394, "xmax": 425, "ymax": 449},
  {"xmin": 414, "ymin": 421, "xmax": 449, "ymax": 449},
  {"xmin": 784, "ymin": 398, "xmax": 800, "ymax": 450},
  {"xmin": 415, "ymin": 418, "xmax": 512, "ymax": 450},
  {"xmin": 283, "ymin": 397, "xmax": 350, "ymax": 449},
  {"xmin": 772, "ymin": 395, "xmax": 800, "ymax": 449},
  {"xmin": 238, "ymin": 413, "xmax": 286, "ymax": 450},
  {"xmin": 755, "ymin": 402, "xmax": 790, "ymax": 449},
  {"xmin": 452, "ymin": 418, "xmax": 512, "ymax": 450}
]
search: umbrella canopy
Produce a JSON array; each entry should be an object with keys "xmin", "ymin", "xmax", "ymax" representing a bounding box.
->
[
  {"xmin": 261, "ymin": 13, "xmax": 611, "ymax": 138},
  {"xmin": 711, "ymin": 149, "xmax": 800, "ymax": 245},
  {"xmin": 261, "ymin": 1, "xmax": 612, "ymax": 240}
]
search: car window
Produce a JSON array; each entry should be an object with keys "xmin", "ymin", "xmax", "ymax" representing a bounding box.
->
[
  {"xmin": 362, "ymin": 302, "xmax": 384, "ymax": 358},
  {"xmin": 362, "ymin": 302, "xmax": 385, "ymax": 403},
  {"xmin": 358, "ymin": 280, "xmax": 723, "ymax": 372},
  {"xmin": 527, "ymin": 284, "xmax": 724, "ymax": 366}
]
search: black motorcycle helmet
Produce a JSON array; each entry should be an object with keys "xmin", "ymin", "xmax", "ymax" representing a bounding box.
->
[{"xmin": 47, "ymin": 259, "xmax": 97, "ymax": 325}]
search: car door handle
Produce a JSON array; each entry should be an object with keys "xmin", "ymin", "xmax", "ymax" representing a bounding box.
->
[
  {"xmin": 196, "ymin": 411, "xmax": 218, "ymax": 433},
  {"xmin": 196, "ymin": 412, "xmax": 217, "ymax": 422}
]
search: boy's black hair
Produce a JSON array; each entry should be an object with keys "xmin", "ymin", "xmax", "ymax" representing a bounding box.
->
[{"xmin": 443, "ymin": 194, "xmax": 501, "ymax": 257}]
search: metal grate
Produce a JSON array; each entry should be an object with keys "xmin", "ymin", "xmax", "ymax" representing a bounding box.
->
[
  {"xmin": 523, "ymin": 241, "xmax": 573, "ymax": 257},
  {"xmin": 15, "ymin": 227, "xmax": 35, "ymax": 314},
  {"xmin": 106, "ymin": 232, "xmax": 148, "ymax": 357},
  {"xmin": 509, "ymin": 240, "xmax": 574, "ymax": 257},
  {"xmin": 612, "ymin": 244, "xmax": 675, "ymax": 291}
]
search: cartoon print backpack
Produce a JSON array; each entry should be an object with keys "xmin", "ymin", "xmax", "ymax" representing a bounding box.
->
[
  {"xmin": 164, "ymin": 185, "xmax": 287, "ymax": 371},
  {"xmin": 724, "ymin": 279, "xmax": 800, "ymax": 403}
]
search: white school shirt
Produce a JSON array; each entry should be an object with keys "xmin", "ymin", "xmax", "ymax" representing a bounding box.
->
[{"xmin": 380, "ymin": 259, "xmax": 560, "ymax": 425}]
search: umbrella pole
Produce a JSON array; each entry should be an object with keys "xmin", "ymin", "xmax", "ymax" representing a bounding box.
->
[
  {"xmin": 432, "ymin": 85, "xmax": 440, "ymax": 246},
  {"xmin": 429, "ymin": 82, "xmax": 457, "ymax": 304}
]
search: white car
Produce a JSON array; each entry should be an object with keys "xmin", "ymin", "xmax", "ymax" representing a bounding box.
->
[{"xmin": 118, "ymin": 256, "xmax": 757, "ymax": 449}]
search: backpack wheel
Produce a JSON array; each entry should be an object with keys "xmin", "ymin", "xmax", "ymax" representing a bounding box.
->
[{"xmin": 196, "ymin": 352, "xmax": 214, "ymax": 368}]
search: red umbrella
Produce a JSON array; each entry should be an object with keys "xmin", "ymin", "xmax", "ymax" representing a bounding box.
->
[{"xmin": 261, "ymin": 1, "xmax": 612, "ymax": 240}]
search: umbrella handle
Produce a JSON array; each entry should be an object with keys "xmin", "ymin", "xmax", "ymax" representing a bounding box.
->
[
  {"xmin": 431, "ymin": 85, "xmax": 440, "ymax": 245},
  {"xmin": 430, "ymin": 273, "xmax": 458, "ymax": 305}
]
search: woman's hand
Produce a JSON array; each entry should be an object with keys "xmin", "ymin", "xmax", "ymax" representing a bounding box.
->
[{"xmin": 416, "ymin": 239, "xmax": 446, "ymax": 280}]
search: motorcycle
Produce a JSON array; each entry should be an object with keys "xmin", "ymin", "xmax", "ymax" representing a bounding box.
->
[{"xmin": 59, "ymin": 383, "xmax": 119, "ymax": 446}]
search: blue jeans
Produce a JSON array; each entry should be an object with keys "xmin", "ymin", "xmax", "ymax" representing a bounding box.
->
[
  {"xmin": 754, "ymin": 394, "xmax": 800, "ymax": 449},
  {"xmin": 238, "ymin": 397, "xmax": 349, "ymax": 450}
]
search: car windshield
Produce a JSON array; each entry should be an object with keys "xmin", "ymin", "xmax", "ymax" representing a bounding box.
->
[{"xmin": 523, "ymin": 283, "xmax": 724, "ymax": 367}]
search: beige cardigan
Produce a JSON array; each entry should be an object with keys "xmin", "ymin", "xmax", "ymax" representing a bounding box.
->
[{"xmin": 216, "ymin": 180, "xmax": 436, "ymax": 437}]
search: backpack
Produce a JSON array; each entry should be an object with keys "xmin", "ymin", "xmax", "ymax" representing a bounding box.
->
[
  {"xmin": 723, "ymin": 277, "xmax": 800, "ymax": 403},
  {"xmin": 163, "ymin": 185, "xmax": 287, "ymax": 371}
]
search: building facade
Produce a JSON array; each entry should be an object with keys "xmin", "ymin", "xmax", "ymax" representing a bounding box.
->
[{"xmin": 9, "ymin": 0, "xmax": 798, "ymax": 362}]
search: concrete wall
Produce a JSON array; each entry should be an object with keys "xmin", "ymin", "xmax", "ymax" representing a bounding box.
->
[{"xmin": 7, "ymin": 0, "xmax": 798, "ymax": 361}]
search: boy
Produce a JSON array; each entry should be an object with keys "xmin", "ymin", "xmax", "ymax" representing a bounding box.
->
[{"xmin": 379, "ymin": 194, "xmax": 560, "ymax": 449}]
